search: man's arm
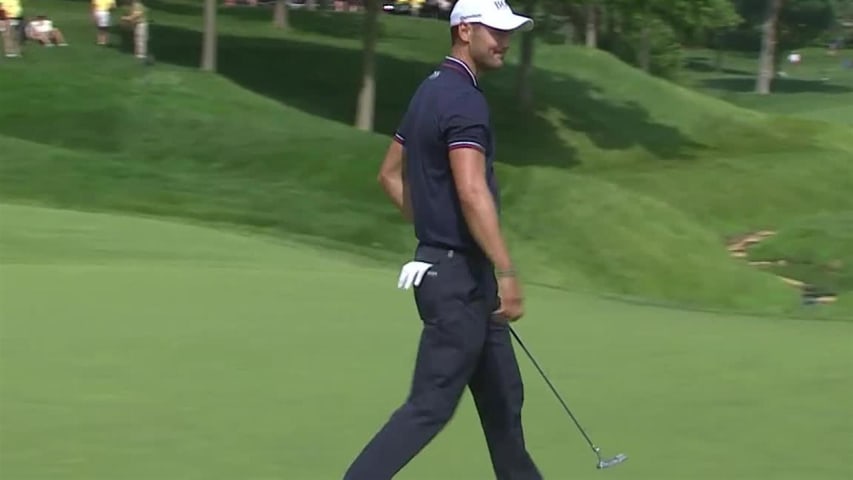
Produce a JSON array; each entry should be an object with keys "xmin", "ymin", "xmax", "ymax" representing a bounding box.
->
[
  {"xmin": 377, "ymin": 139, "xmax": 413, "ymax": 222},
  {"xmin": 449, "ymin": 148, "xmax": 513, "ymax": 273}
]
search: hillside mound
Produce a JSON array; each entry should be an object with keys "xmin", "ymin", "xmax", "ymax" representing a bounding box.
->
[{"xmin": 1, "ymin": 1, "xmax": 851, "ymax": 317}]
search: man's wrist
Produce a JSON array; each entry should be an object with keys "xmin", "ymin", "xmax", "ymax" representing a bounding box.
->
[{"xmin": 495, "ymin": 267, "xmax": 516, "ymax": 278}]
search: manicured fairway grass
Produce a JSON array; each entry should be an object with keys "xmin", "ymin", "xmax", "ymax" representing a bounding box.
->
[{"xmin": 2, "ymin": 203, "xmax": 851, "ymax": 479}]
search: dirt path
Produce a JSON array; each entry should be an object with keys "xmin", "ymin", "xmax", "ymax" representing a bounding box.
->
[{"xmin": 726, "ymin": 230, "xmax": 837, "ymax": 304}]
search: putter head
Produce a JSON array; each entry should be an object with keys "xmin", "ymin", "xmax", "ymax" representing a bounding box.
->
[{"xmin": 596, "ymin": 453, "xmax": 627, "ymax": 469}]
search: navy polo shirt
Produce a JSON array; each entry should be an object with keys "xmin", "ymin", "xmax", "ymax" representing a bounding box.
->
[{"xmin": 394, "ymin": 56, "xmax": 499, "ymax": 254}]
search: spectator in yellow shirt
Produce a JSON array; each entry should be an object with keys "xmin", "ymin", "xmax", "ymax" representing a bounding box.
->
[
  {"xmin": 1, "ymin": 0, "xmax": 22, "ymax": 58},
  {"xmin": 91, "ymin": 0, "xmax": 115, "ymax": 45}
]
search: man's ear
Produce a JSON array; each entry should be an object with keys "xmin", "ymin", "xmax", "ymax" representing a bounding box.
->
[{"xmin": 457, "ymin": 22, "xmax": 472, "ymax": 43}]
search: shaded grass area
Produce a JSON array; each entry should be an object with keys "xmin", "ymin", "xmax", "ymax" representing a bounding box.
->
[
  {"xmin": 680, "ymin": 47, "xmax": 853, "ymax": 125},
  {"xmin": 108, "ymin": 18, "xmax": 708, "ymax": 171}
]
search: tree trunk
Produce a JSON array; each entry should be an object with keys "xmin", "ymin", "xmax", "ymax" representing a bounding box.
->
[
  {"xmin": 273, "ymin": 0, "xmax": 289, "ymax": 29},
  {"xmin": 585, "ymin": 2, "xmax": 597, "ymax": 48},
  {"xmin": 517, "ymin": 31, "xmax": 535, "ymax": 110},
  {"xmin": 599, "ymin": 3, "xmax": 607, "ymax": 43},
  {"xmin": 611, "ymin": 4, "xmax": 621, "ymax": 34},
  {"xmin": 355, "ymin": 0, "xmax": 380, "ymax": 131},
  {"xmin": 639, "ymin": 22, "xmax": 651, "ymax": 72},
  {"xmin": 756, "ymin": 0, "xmax": 783, "ymax": 94},
  {"xmin": 713, "ymin": 31, "xmax": 724, "ymax": 71},
  {"xmin": 201, "ymin": 0, "xmax": 217, "ymax": 72},
  {"xmin": 563, "ymin": 16, "xmax": 575, "ymax": 44},
  {"xmin": 516, "ymin": 0, "xmax": 536, "ymax": 111},
  {"xmin": 714, "ymin": 47, "xmax": 724, "ymax": 72}
]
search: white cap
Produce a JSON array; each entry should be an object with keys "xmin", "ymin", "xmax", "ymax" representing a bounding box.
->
[{"xmin": 449, "ymin": 0, "xmax": 534, "ymax": 33}]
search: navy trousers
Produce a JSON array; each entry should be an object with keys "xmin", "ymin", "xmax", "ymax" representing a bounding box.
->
[{"xmin": 343, "ymin": 245, "xmax": 542, "ymax": 480}]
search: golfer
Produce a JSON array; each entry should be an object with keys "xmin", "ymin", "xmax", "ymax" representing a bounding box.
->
[{"xmin": 343, "ymin": 0, "xmax": 541, "ymax": 478}]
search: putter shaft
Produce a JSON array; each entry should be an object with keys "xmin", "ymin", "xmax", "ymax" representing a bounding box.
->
[
  {"xmin": 509, "ymin": 327, "xmax": 628, "ymax": 470},
  {"xmin": 509, "ymin": 327, "xmax": 597, "ymax": 451}
]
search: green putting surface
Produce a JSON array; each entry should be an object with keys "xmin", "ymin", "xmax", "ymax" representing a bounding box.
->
[{"xmin": 1, "ymin": 203, "xmax": 851, "ymax": 479}]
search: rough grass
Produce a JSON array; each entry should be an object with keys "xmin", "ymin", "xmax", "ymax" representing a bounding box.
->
[{"xmin": 0, "ymin": 0, "xmax": 851, "ymax": 317}]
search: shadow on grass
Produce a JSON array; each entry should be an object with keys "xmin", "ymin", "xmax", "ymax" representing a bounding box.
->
[
  {"xmin": 683, "ymin": 56, "xmax": 753, "ymax": 76},
  {"xmin": 118, "ymin": 20, "xmax": 705, "ymax": 169},
  {"xmin": 0, "ymin": 106, "xmax": 123, "ymax": 153},
  {"xmin": 524, "ymin": 70, "xmax": 706, "ymax": 163},
  {"xmin": 143, "ymin": 0, "xmax": 402, "ymax": 40},
  {"xmin": 702, "ymin": 77, "xmax": 853, "ymax": 94}
]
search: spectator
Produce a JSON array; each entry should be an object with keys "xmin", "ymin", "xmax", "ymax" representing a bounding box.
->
[
  {"xmin": 121, "ymin": 0, "xmax": 147, "ymax": 59},
  {"xmin": 1, "ymin": 0, "xmax": 22, "ymax": 58},
  {"xmin": 0, "ymin": 4, "xmax": 5, "ymax": 37},
  {"xmin": 26, "ymin": 15, "xmax": 68, "ymax": 46},
  {"xmin": 788, "ymin": 51, "xmax": 802, "ymax": 65},
  {"xmin": 91, "ymin": 0, "xmax": 115, "ymax": 45}
]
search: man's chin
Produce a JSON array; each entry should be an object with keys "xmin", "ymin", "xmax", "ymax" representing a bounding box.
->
[{"xmin": 484, "ymin": 57, "xmax": 505, "ymax": 70}]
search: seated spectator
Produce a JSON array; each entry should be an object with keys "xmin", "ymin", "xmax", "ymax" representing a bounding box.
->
[{"xmin": 26, "ymin": 15, "xmax": 68, "ymax": 46}]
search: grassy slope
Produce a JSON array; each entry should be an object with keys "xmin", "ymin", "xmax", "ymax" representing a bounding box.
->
[
  {"xmin": 748, "ymin": 212, "xmax": 853, "ymax": 295},
  {"xmin": 2, "ymin": 203, "xmax": 852, "ymax": 480},
  {"xmin": 1, "ymin": 1, "xmax": 851, "ymax": 317},
  {"xmin": 680, "ymin": 48, "xmax": 853, "ymax": 298}
]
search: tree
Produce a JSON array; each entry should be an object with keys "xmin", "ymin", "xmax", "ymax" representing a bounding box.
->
[
  {"xmin": 657, "ymin": 0, "xmax": 741, "ymax": 41},
  {"xmin": 585, "ymin": 1, "xmax": 599, "ymax": 47},
  {"xmin": 273, "ymin": 0, "xmax": 290, "ymax": 30},
  {"xmin": 592, "ymin": 0, "xmax": 738, "ymax": 75},
  {"xmin": 777, "ymin": 0, "xmax": 838, "ymax": 51},
  {"xmin": 201, "ymin": 0, "xmax": 217, "ymax": 72},
  {"xmin": 595, "ymin": 0, "xmax": 673, "ymax": 73},
  {"xmin": 355, "ymin": 0, "xmax": 381, "ymax": 131},
  {"xmin": 637, "ymin": 1, "xmax": 652, "ymax": 71},
  {"xmin": 515, "ymin": 0, "xmax": 538, "ymax": 111},
  {"xmin": 756, "ymin": 0, "xmax": 784, "ymax": 94},
  {"xmin": 735, "ymin": 0, "xmax": 839, "ymax": 93},
  {"xmin": 672, "ymin": 0, "xmax": 741, "ymax": 71}
]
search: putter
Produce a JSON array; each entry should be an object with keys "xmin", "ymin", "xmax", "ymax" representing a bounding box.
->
[{"xmin": 509, "ymin": 326, "xmax": 628, "ymax": 470}]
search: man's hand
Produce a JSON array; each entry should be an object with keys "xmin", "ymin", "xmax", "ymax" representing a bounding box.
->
[{"xmin": 493, "ymin": 275, "xmax": 524, "ymax": 323}]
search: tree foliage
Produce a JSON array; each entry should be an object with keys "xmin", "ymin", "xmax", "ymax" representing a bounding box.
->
[
  {"xmin": 583, "ymin": 0, "xmax": 739, "ymax": 77},
  {"xmin": 730, "ymin": 0, "xmax": 839, "ymax": 52}
]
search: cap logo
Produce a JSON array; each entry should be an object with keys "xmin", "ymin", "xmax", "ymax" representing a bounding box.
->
[{"xmin": 493, "ymin": 0, "xmax": 507, "ymax": 10}]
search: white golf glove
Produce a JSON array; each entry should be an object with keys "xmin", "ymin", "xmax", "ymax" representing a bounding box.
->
[{"xmin": 397, "ymin": 261, "xmax": 433, "ymax": 290}]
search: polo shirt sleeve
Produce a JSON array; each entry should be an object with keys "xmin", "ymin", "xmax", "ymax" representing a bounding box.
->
[
  {"xmin": 393, "ymin": 111, "xmax": 412, "ymax": 146},
  {"xmin": 393, "ymin": 131, "xmax": 407, "ymax": 145},
  {"xmin": 441, "ymin": 91, "xmax": 489, "ymax": 154}
]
